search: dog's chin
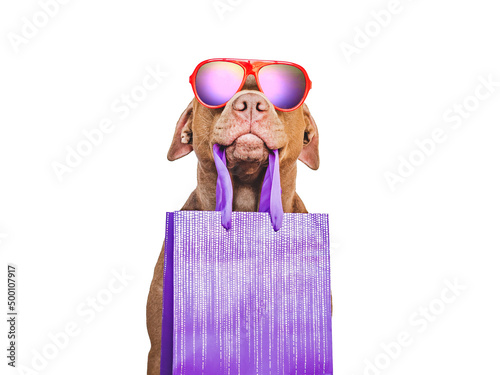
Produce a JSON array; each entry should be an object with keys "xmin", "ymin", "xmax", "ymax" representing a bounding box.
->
[
  {"xmin": 225, "ymin": 134, "xmax": 269, "ymax": 164},
  {"xmin": 224, "ymin": 134, "xmax": 271, "ymax": 180}
]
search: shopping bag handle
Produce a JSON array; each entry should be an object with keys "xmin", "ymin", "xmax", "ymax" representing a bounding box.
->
[{"xmin": 213, "ymin": 144, "xmax": 284, "ymax": 231}]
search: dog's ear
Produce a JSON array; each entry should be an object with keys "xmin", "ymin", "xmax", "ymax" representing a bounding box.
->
[
  {"xmin": 298, "ymin": 103, "xmax": 320, "ymax": 170},
  {"xmin": 167, "ymin": 101, "xmax": 194, "ymax": 161}
]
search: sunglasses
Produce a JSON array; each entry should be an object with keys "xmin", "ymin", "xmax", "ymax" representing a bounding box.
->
[{"xmin": 189, "ymin": 58, "xmax": 312, "ymax": 112}]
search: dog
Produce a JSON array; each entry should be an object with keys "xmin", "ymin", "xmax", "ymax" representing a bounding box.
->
[{"xmin": 146, "ymin": 72, "xmax": 320, "ymax": 375}]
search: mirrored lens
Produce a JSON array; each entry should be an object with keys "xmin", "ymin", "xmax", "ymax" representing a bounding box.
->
[
  {"xmin": 258, "ymin": 64, "xmax": 306, "ymax": 110},
  {"xmin": 195, "ymin": 62, "xmax": 244, "ymax": 107}
]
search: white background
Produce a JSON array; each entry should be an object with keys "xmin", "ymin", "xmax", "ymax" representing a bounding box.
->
[{"xmin": 1, "ymin": 0, "xmax": 499, "ymax": 374}]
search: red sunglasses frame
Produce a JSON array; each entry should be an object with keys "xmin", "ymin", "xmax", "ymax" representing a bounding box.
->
[{"xmin": 189, "ymin": 58, "xmax": 312, "ymax": 112}]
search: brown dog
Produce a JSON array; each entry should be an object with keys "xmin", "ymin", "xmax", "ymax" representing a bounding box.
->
[{"xmin": 146, "ymin": 74, "xmax": 319, "ymax": 375}]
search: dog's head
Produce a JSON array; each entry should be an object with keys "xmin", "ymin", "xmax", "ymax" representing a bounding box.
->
[{"xmin": 167, "ymin": 74, "xmax": 319, "ymax": 182}]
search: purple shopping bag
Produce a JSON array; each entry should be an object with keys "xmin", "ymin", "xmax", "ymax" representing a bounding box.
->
[{"xmin": 161, "ymin": 145, "xmax": 333, "ymax": 375}]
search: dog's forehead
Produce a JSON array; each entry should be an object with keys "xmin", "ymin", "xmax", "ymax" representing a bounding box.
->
[{"xmin": 242, "ymin": 75, "xmax": 259, "ymax": 91}]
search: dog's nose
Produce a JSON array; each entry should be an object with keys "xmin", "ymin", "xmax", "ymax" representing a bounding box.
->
[{"xmin": 232, "ymin": 93, "xmax": 269, "ymax": 121}]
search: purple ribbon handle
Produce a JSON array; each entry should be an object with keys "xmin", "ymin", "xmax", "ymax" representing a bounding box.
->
[
  {"xmin": 213, "ymin": 145, "xmax": 234, "ymax": 230},
  {"xmin": 213, "ymin": 144, "xmax": 284, "ymax": 231}
]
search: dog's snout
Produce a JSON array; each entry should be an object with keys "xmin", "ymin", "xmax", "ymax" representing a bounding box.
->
[
  {"xmin": 214, "ymin": 90, "xmax": 284, "ymax": 152},
  {"xmin": 232, "ymin": 93, "xmax": 270, "ymax": 120}
]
